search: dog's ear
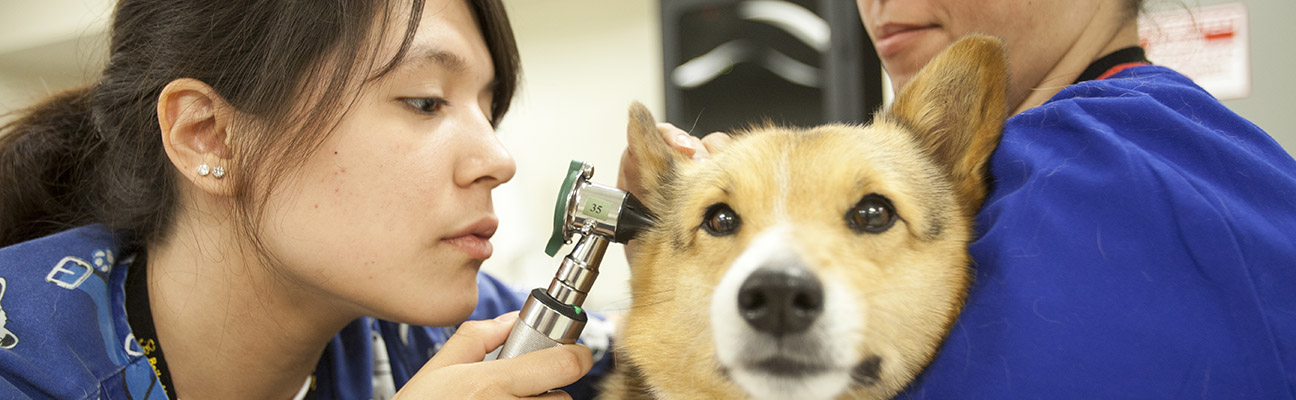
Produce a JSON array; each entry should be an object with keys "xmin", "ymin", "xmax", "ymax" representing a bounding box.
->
[
  {"xmin": 885, "ymin": 34, "xmax": 1008, "ymax": 214},
  {"xmin": 627, "ymin": 102, "xmax": 690, "ymax": 199}
]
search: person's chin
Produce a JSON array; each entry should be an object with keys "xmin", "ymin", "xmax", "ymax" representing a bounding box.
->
[
  {"xmin": 390, "ymin": 283, "xmax": 480, "ymax": 326},
  {"xmin": 441, "ymin": 283, "xmax": 480, "ymax": 322},
  {"xmin": 884, "ymin": 50, "xmax": 939, "ymax": 89},
  {"xmin": 417, "ymin": 295, "xmax": 479, "ymax": 326},
  {"xmin": 443, "ymin": 301, "xmax": 478, "ymax": 325}
]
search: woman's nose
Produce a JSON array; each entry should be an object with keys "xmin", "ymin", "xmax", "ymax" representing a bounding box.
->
[{"xmin": 454, "ymin": 110, "xmax": 516, "ymax": 189}]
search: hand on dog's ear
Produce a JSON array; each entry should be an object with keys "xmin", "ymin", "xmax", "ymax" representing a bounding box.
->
[
  {"xmin": 887, "ymin": 34, "xmax": 1009, "ymax": 214},
  {"xmin": 620, "ymin": 102, "xmax": 691, "ymax": 205}
]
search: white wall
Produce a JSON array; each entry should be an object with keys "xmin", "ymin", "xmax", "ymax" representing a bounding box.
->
[
  {"xmin": 1188, "ymin": 0, "xmax": 1296, "ymax": 152},
  {"xmin": 487, "ymin": 0, "xmax": 662, "ymax": 311},
  {"xmin": 0, "ymin": 0, "xmax": 110, "ymax": 124}
]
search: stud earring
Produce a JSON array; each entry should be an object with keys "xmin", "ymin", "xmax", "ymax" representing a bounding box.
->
[
  {"xmin": 197, "ymin": 164, "xmax": 211, "ymax": 176},
  {"xmin": 212, "ymin": 166, "xmax": 226, "ymax": 179}
]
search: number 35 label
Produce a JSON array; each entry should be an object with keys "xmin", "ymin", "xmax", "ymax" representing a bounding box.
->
[{"xmin": 585, "ymin": 199, "xmax": 610, "ymax": 220}]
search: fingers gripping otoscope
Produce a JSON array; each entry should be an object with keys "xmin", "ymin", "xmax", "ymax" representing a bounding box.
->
[{"xmin": 496, "ymin": 161, "xmax": 654, "ymax": 359}]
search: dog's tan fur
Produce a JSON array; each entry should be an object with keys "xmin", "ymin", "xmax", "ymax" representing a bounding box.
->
[{"xmin": 603, "ymin": 35, "xmax": 1008, "ymax": 400}]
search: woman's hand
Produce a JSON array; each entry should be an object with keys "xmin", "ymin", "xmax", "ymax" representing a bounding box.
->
[
  {"xmin": 394, "ymin": 312, "xmax": 593, "ymax": 399},
  {"xmin": 616, "ymin": 122, "xmax": 731, "ymax": 199}
]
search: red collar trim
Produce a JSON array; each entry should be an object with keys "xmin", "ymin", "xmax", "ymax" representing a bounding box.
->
[{"xmin": 1095, "ymin": 62, "xmax": 1151, "ymax": 81}]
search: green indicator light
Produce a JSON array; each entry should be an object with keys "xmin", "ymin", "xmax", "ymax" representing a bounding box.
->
[{"xmin": 573, "ymin": 305, "xmax": 583, "ymax": 314}]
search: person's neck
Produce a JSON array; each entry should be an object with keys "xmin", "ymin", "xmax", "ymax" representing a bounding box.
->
[
  {"xmin": 1011, "ymin": 19, "xmax": 1142, "ymax": 116},
  {"xmin": 146, "ymin": 215, "xmax": 361, "ymax": 399}
]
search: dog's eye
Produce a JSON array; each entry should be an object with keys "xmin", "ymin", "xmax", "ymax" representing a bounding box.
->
[
  {"xmin": 847, "ymin": 194, "xmax": 896, "ymax": 234},
  {"xmin": 702, "ymin": 203, "xmax": 741, "ymax": 236}
]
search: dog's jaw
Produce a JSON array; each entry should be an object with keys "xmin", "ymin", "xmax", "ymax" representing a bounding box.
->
[{"xmin": 709, "ymin": 226, "xmax": 867, "ymax": 400}]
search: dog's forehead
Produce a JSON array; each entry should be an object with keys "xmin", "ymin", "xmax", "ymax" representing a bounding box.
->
[
  {"xmin": 698, "ymin": 124, "xmax": 934, "ymax": 195},
  {"xmin": 664, "ymin": 123, "xmax": 953, "ymax": 243}
]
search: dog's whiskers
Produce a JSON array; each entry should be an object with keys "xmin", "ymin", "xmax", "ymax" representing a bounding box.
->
[
  {"xmin": 853, "ymin": 284, "xmax": 954, "ymax": 299},
  {"xmin": 687, "ymin": 109, "xmax": 705, "ymax": 136},
  {"xmin": 610, "ymin": 287, "xmax": 677, "ymax": 312},
  {"xmin": 624, "ymin": 298, "xmax": 675, "ymax": 311},
  {"xmin": 859, "ymin": 324, "xmax": 904, "ymax": 351}
]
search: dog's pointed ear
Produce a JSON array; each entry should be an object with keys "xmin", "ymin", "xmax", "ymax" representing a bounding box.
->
[
  {"xmin": 626, "ymin": 102, "xmax": 690, "ymax": 202},
  {"xmin": 885, "ymin": 34, "xmax": 1008, "ymax": 214}
]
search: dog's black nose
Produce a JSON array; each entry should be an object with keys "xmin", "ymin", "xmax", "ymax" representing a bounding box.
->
[{"xmin": 737, "ymin": 267, "xmax": 824, "ymax": 335}]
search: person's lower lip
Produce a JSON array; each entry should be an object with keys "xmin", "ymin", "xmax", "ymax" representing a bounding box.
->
[
  {"xmin": 445, "ymin": 235, "xmax": 493, "ymax": 259},
  {"xmin": 875, "ymin": 26, "xmax": 936, "ymax": 58}
]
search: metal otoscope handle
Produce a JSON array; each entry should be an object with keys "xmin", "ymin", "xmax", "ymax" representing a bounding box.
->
[{"xmin": 497, "ymin": 232, "xmax": 604, "ymax": 358}]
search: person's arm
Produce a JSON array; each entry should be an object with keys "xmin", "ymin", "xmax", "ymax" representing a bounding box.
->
[{"xmin": 903, "ymin": 81, "xmax": 1296, "ymax": 398}]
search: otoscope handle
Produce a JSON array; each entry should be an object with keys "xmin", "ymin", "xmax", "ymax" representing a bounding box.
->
[
  {"xmin": 498, "ymin": 289, "xmax": 588, "ymax": 359},
  {"xmin": 499, "ymin": 233, "xmax": 606, "ymax": 359}
]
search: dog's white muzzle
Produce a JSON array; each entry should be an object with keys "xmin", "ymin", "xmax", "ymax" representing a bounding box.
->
[{"xmin": 709, "ymin": 227, "xmax": 867, "ymax": 400}]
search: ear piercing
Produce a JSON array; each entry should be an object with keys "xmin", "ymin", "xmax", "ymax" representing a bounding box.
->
[{"xmin": 197, "ymin": 164, "xmax": 226, "ymax": 179}]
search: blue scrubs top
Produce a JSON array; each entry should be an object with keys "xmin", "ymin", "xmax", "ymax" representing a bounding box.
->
[{"xmin": 902, "ymin": 65, "xmax": 1296, "ymax": 398}]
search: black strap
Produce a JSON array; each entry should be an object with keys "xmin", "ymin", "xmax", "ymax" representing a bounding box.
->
[
  {"xmin": 1074, "ymin": 46, "xmax": 1151, "ymax": 84},
  {"xmin": 125, "ymin": 251, "xmax": 179, "ymax": 399}
]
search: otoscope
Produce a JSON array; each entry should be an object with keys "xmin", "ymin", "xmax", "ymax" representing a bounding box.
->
[{"xmin": 497, "ymin": 160, "xmax": 655, "ymax": 359}]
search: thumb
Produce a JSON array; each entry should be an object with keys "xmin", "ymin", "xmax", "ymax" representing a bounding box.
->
[
  {"xmin": 489, "ymin": 344, "xmax": 593, "ymax": 397},
  {"xmin": 421, "ymin": 312, "xmax": 518, "ymax": 370}
]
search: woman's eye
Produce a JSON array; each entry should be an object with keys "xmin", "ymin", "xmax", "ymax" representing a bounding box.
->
[
  {"xmin": 846, "ymin": 194, "xmax": 896, "ymax": 234},
  {"xmin": 402, "ymin": 97, "xmax": 448, "ymax": 115},
  {"xmin": 702, "ymin": 203, "xmax": 741, "ymax": 236}
]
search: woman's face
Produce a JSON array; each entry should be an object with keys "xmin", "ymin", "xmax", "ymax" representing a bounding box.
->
[
  {"xmin": 261, "ymin": 0, "xmax": 513, "ymax": 326},
  {"xmin": 856, "ymin": 0, "xmax": 1108, "ymax": 107}
]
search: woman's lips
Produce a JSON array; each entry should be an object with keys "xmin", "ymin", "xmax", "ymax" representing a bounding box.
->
[
  {"xmin": 445, "ymin": 234, "xmax": 493, "ymax": 260},
  {"xmin": 874, "ymin": 24, "xmax": 938, "ymax": 58},
  {"xmin": 444, "ymin": 217, "xmax": 497, "ymax": 260}
]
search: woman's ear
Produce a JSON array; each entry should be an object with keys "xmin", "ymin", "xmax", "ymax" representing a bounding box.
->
[{"xmin": 157, "ymin": 78, "xmax": 237, "ymax": 196}]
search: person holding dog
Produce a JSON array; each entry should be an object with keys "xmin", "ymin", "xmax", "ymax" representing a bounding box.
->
[
  {"xmin": 0, "ymin": 0, "xmax": 610, "ymax": 399},
  {"xmin": 622, "ymin": 0, "xmax": 1296, "ymax": 397}
]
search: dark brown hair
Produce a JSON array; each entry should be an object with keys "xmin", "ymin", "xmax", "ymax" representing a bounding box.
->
[{"xmin": 0, "ymin": 0, "xmax": 520, "ymax": 250}]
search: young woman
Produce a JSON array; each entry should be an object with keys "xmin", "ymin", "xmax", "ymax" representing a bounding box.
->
[
  {"xmin": 0, "ymin": 0, "xmax": 608, "ymax": 399},
  {"xmin": 624, "ymin": 0, "xmax": 1296, "ymax": 397}
]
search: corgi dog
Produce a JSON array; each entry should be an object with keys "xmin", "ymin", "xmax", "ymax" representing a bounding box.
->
[{"xmin": 603, "ymin": 35, "xmax": 1009, "ymax": 399}]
